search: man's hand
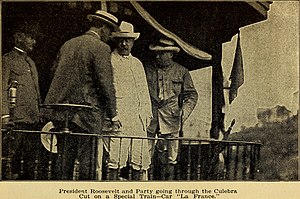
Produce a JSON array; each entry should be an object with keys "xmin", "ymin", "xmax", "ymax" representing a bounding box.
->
[
  {"xmin": 111, "ymin": 116, "xmax": 122, "ymax": 131},
  {"xmin": 2, "ymin": 115, "xmax": 10, "ymax": 125},
  {"xmin": 145, "ymin": 115, "xmax": 153, "ymax": 128},
  {"xmin": 1, "ymin": 115, "xmax": 15, "ymax": 129},
  {"xmin": 182, "ymin": 113, "xmax": 189, "ymax": 124}
]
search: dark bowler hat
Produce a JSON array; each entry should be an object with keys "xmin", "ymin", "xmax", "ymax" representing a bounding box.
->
[{"xmin": 87, "ymin": 10, "xmax": 119, "ymax": 31}]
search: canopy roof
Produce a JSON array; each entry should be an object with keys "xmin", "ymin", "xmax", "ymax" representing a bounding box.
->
[
  {"xmin": 114, "ymin": 1, "xmax": 272, "ymax": 70},
  {"xmin": 2, "ymin": 1, "xmax": 271, "ymax": 98}
]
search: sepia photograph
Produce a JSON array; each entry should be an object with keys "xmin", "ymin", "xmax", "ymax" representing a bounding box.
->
[{"xmin": 0, "ymin": 0, "xmax": 299, "ymax": 198}]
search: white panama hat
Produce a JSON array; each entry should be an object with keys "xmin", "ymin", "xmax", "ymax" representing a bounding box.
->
[
  {"xmin": 40, "ymin": 121, "xmax": 58, "ymax": 153},
  {"xmin": 87, "ymin": 10, "xmax": 119, "ymax": 31},
  {"xmin": 111, "ymin": 21, "xmax": 140, "ymax": 40}
]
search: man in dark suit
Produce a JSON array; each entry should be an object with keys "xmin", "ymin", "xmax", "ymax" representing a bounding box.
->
[
  {"xmin": 43, "ymin": 10, "xmax": 121, "ymax": 180},
  {"xmin": 2, "ymin": 21, "xmax": 43, "ymax": 179}
]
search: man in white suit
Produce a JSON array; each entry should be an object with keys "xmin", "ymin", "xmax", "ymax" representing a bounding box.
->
[{"xmin": 105, "ymin": 21, "xmax": 152, "ymax": 180}]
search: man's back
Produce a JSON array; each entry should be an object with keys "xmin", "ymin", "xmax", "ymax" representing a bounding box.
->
[{"xmin": 44, "ymin": 31, "xmax": 116, "ymax": 132}]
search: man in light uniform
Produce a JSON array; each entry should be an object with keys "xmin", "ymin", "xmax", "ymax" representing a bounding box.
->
[{"xmin": 145, "ymin": 38, "xmax": 198, "ymax": 180}]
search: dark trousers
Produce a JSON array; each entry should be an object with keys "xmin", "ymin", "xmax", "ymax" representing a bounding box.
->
[
  {"xmin": 56, "ymin": 123, "xmax": 96, "ymax": 180},
  {"xmin": 3, "ymin": 123, "xmax": 49, "ymax": 180}
]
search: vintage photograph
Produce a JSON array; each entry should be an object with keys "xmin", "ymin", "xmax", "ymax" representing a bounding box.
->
[{"xmin": 1, "ymin": 0, "xmax": 298, "ymax": 188}]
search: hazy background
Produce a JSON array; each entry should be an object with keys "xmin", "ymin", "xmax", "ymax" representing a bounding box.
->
[{"xmin": 185, "ymin": 1, "xmax": 299, "ymax": 136}]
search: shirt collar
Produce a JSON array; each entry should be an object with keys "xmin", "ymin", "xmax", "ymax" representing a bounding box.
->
[
  {"xmin": 13, "ymin": 46, "xmax": 28, "ymax": 57},
  {"xmin": 87, "ymin": 30, "xmax": 101, "ymax": 39},
  {"xmin": 113, "ymin": 49, "xmax": 132, "ymax": 59},
  {"xmin": 14, "ymin": 46, "xmax": 26, "ymax": 53},
  {"xmin": 156, "ymin": 60, "xmax": 173, "ymax": 70}
]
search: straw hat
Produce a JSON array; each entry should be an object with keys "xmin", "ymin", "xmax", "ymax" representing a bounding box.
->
[
  {"xmin": 40, "ymin": 121, "xmax": 58, "ymax": 153},
  {"xmin": 111, "ymin": 21, "xmax": 140, "ymax": 40},
  {"xmin": 149, "ymin": 38, "xmax": 180, "ymax": 53},
  {"xmin": 87, "ymin": 10, "xmax": 119, "ymax": 30}
]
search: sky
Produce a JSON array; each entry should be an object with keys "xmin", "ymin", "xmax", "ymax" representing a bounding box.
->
[{"xmin": 188, "ymin": 1, "xmax": 299, "ymax": 134}]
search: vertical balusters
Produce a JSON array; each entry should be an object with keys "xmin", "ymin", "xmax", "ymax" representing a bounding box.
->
[
  {"xmin": 256, "ymin": 144, "xmax": 261, "ymax": 181},
  {"xmin": 249, "ymin": 144, "xmax": 255, "ymax": 180},
  {"xmin": 47, "ymin": 133, "xmax": 54, "ymax": 180},
  {"xmin": 4, "ymin": 130, "xmax": 15, "ymax": 180},
  {"xmin": 34, "ymin": 158, "xmax": 39, "ymax": 180},
  {"xmin": 73, "ymin": 159, "xmax": 80, "ymax": 180},
  {"xmin": 1, "ymin": 130, "xmax": 263, "ymax": 182},
  {"xmin": 117, "ymin": 137, "xmax": 123, "ymax": 179},
  {"xmin": 252, "ymin": 145, "xmax": 258, "ymax": 180},
  {"xmin": 220, "ymin": 143, "xmax": 226, "ymax": 180},
  {"xmin": 176, "ymin": 138, "xmax": 182, "ymax": 180},
  {"xmin": 207, "ymin": 142, "xmax": 212, "ymax": 179},
  {"xmin": 138, "ymin": 137, "xmax": 144, "ymax": 181},
  {"xmin": 148, "ymin": 137, "xmax": 154, "ymax": 181},
  {"xmin": 61, "ymin": 133, "xmax": 68, "ymax": 180},
  {"xmin": 187, "ymin": 140, "xmax": 192, "ymax": 180},
  {"xmin": 233, "ymin": 144, "xmax": 239, "ymax": 180},
  {"xmin": 225, "ymin": 143, "xmax": 231, "ymax": 180},
  {"xmin": 19, "ymin": 159, "xmax": 24, "ymax": 179},
  {"xmin": 163, "ymin": 138, "xmax": 168, "ymax": 180},
  {"xmin": 128, "ymin": 137, "xmax": 134, "ymax": 180},
  {"xmin": 216, "ymin": 142, "xmax": 223, "ymax": 180},
  {"xmin": 47, "ymin": 160, "xmax": 52, "ymax": 180},
  {"xmin": 90, "ymin": 136, "xmax": 96, "ymax": 180},
  {"xmin": 242, "ymin": 145, "xmax": 248, "ymax": 180},
  {"xmin": 4, "ymin": 157, "xmax": 12, "ymax": 180},
  {"xmin": 106, "ymin": 136, "xmax": 112, "ymax": 180},
  {"xmin": 197, "ymin": 140, "xmax": 202, "ymax": 180}
]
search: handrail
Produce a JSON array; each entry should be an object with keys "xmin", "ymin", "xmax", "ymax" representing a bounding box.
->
[
  {"xmin": 1, "ymin": 128, "xmax": 261, "ymax": 145},
  {"xmin": 1, "ymin": 128, "xmax": 261, "ymax": 181}
]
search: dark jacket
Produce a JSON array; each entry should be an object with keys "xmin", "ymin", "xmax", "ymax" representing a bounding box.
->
[
  {"xmin": 145, "ymin": 60, "xmax": 198, "ymax": 134},
  {"xmin": 2, "ymin": 48, "xmax": 40, "ymax": 124},
  {"xmin": 43, "ymin": 30, "xmax": 117, "ymax": 133}
]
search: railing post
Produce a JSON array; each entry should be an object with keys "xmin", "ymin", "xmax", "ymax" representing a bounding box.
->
[
  {"xmin": 34, "ymin": 158, "xmax": 39, "ymax": 180},
  {"xmin": 249, "ymin": 145, "xmax": 255, "ymax": 180},
  {"xmin": 4, "ymin": 157, "xmax": 12, "ymax": 180},
  {"xmin": 73, "ymin": 159, "xmax": 80, "ymax": 180},
  {"xmin": 47, "ymin": 160, "xmax": 52, "ymax": 180},
  {"xmin": 225, "ymin": 143, "xmax": 232, "ymax": 180},
  {"xmin": 90, "ymin": 136, "xmax": 96, "ymax": 180},
  {"xmin": 47, "ymin": 133, "xmax": 56, "ymax": 180},
  {"xmin": 233, "ymin": 144, "xmax": 239, "ymax": 180},
  {"xmin": 149, "ymin": 137, "xmax": 154, "ymax": 180},
  {"xmin": 256, "ymin": 144, "xmax": 261, "ymax": 181},
  {"xmin": 242, "ymin": 145, "xmax": 248, "ymax": 180},
  {"xmin": 197, "ymin": 141, "xmax": 202, "ymax": 180},
  {"xmin": 187, "ymin": 140, "xmax": 192, "ymax": 180},
  {"xmin": 105, "ymin": 136, "xmax": 111, "ymax": 180},
  {"xmin": 61, "ymin": 128, "xmax": 71, "ymax": 180},
  {"xmin": 128, "ymin": 137, "xmax": 133, "ymax": 180},
  {"xmin": 3, "ymin": 134, "xmax": 14, "ymax": 180},
  {"xmin": 176, "ymin": 138, "xmax": 182, "ymax": 180}
]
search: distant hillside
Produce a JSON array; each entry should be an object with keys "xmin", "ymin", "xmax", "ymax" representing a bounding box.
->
[{"xmin": 229, "ymin": 113, "xmax": 298, "ymax": 181}]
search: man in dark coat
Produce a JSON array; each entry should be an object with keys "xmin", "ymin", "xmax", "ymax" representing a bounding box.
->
[
  {"xmin": 42, "ymin": 10, "xmax": 120, "ymax": 180},
  {"xmin": 2, "ymin": 21, "xmax": 43, "ymax": 179},
  {"xmin": 145, "ymin": 38, "xmax": 198, "ymax": 180}
]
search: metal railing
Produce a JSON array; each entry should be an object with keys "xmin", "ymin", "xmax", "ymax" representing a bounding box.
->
[{"xmin": 1, "ymin": 128, "xmax": 261, "ymax": 181}]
